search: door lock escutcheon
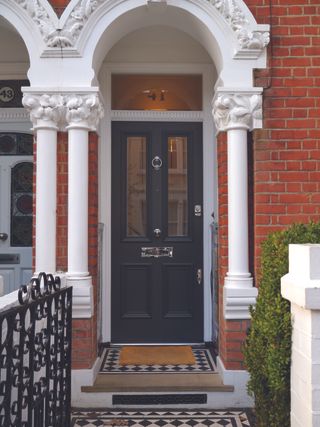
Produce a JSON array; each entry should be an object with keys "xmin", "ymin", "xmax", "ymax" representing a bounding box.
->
[
  {"xmin": 196, "ymin": 268, "xmax": 202, "ymax": 285},
  {"xmin": 194, "ymin": 205, "xmax": 202, "ymax": 217},
  {"xmin": 153, "ymin": 228, "xmax": 161, "ymax": 238}
]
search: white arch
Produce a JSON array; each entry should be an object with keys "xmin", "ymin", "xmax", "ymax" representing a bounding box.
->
[
  {"xmin": 0, "ymin": 1, "xmax": 46, "ymax": 66},
  {"xmin": 1, "ymin": 0, "xmax": 268, "ymax": 88},
  {"xmin": 78, "ymin": 0, "xmax": 268, "ymax": 87}
]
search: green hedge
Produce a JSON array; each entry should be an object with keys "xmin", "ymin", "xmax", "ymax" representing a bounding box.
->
[{"xmin": 244, "ymin": 222, "xmax": 320, "ymax": 427}]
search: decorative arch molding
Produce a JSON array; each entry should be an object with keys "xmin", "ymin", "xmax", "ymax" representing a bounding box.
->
[
  {"xmin": 8, "ymin": 0, "xmax": 269, "ymax": 57},
  {"xmin": 2, "ymin": 0, "xmax": 269, "ymax": 88}
]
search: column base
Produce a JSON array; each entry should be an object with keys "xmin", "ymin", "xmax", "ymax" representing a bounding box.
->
[
  {"xmin": 224, "ymin": 275, "xmax": 258, "ymax": 319},
  {"xmin": 67, "ymin": 275, "xmax": 93, "ymax": 318}
]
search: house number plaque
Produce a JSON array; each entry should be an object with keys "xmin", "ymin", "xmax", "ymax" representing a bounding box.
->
[
  {"xmin": 0, "ymin": 80, "xmax": 29, "ymax": 108},
  {"xmin": 0, "ymin": 86, "xmax": 15, "ymax": 103}
]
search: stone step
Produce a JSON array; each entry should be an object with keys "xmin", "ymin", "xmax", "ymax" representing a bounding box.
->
[{"xmin": 81, "ymin": 372, "xmax": 234, "ymax": 393}]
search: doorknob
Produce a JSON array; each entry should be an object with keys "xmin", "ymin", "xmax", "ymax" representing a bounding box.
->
[
  {"xmin": 0, "ymin": 233, "xmax": 8, "ymax": 242},
  {"xmin": 153, "ymin": 228, "xmax": 161, "ymax": 238}
]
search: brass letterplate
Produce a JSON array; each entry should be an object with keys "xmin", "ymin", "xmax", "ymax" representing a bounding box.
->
[{"xmin": 141, "ymin": 247, "xmax": 173, "ymax": 258}]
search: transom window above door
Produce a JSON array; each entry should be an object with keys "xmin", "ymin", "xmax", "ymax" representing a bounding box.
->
[{"xmin": 112, "ymin": 75, "xmax": 202, "ymax": 111}]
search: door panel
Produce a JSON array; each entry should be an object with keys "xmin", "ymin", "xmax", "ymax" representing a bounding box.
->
[
  {"xmin": 111, "ymin": 122, "xmax": 203, "ymax": 343},
  {"xmin": 120, "ymin": 263, "xmax": 152, "ymax": 319},
  {"xmin": 162, "ymin": 263, "xmax": 194, "ymax": 318}
]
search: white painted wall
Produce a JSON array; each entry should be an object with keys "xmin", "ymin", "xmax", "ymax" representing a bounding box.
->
[{"xmin": 281, "ymin": 244, "xmax": 320, "ymax": 427}]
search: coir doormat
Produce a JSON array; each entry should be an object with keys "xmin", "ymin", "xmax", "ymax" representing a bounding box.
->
[
  {"xmin": 99, "ymin": 346, "xmax": 216, "ymax": 374},
  {"xmin": 119, "ymin": 346, "xmax": 196, "ymax": 366}
]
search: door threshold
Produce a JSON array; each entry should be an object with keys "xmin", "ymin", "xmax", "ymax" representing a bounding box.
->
[{"xmin": 82, "ymin": 372, "xmax": 234, "ymax": 393}]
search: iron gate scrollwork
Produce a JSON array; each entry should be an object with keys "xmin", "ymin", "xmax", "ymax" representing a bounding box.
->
[{"xmin": 0, "ymin": 272, "xmax": 72, "ymax": 427}]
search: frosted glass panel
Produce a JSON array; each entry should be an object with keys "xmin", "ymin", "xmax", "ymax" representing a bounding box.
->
[
  {"xmin": 127, "ymin": 137, "xmax": 147, "ymax": 237},
  {"xmin": 168, "ymin": 136, "xmax": 188, "ymax": 236}
]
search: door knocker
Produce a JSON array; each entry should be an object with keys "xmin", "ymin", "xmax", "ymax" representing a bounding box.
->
[{"xmin": 152, "ymin": 156, "xmax": 162, "ymax": 171}]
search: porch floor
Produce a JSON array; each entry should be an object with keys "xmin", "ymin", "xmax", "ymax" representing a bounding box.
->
[{"xmin": 71, "ymin": 409, "xmax": 253, "ymax": 426}]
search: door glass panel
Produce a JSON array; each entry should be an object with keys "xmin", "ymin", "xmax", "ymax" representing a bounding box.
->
[
  {"xmin": 0, "ymin": 133, "xmax": 33, "ymax": 156},
  {"xmin": 168, "ymin": 136, "xmax": 188, "ymax": 236},
  {"xmin": 127, "ymin": 137, "xmax": 147, "ymax": 237},
  {"xmin": 11, "ymin": 162, "xmax": 33, "ymax": 246}
]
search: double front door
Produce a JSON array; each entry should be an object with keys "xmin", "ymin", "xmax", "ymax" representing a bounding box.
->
[{"xmin": 111, "ymin": 122, "xmax": 203, "ymax": 343}]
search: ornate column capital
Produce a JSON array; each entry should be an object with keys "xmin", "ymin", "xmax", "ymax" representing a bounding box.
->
[
  {"xmin": 22, "ymin": 89, "xmax": 104, "ymax": 131},
  {"xmin": 65, "ymin": 93, "xmax": 104, "ymax": 130},
  {"xmin": 212, "ymin": 89, "xmax": 263, "ymax": 132},
  {"xmin": 22, "ymin": 93, "xmax": 64, "ymax": 130}
]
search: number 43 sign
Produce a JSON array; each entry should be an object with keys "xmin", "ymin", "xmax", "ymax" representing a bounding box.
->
[
  {"xmin": 0, "ymin": 80, "xmax": 28, "ymax": 107},
  {"xmin": 0, "ymin": 86, "xmax": 15, "ymax": 103}
]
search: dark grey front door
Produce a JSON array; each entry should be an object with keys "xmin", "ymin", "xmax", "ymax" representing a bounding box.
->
[{"xmin": 111, "ymin": 122, "xmax": 203, "ymax": 343}]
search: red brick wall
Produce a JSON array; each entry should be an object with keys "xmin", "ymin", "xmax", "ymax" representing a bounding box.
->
[
  {"xmin": 56, "ymin": 132, "xmax": 68, "ymax": 271},
  {"xmin": 48, "ymin": 0, "xmax": 70, "ymax": 16},
  {"xmin": 252, "ymin": 0, "xmax": 320, "ymax": 274},
  {"xmin": 218, "ymin": 0, "xmax": 320, "ymax": 370}
]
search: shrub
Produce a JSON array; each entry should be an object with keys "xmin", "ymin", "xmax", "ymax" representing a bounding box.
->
[{"xmin": 244, "ymin": 222, "xmax": 320, "ymax": 427}]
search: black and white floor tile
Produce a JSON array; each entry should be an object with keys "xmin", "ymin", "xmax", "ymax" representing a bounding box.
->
[
  {"xmin": 99, "ymin": 347, "xmax": 216, "ymax": 374},
  {"xmin": 71, "ymin": 410, "xmax": 252, "ymax": 427}
]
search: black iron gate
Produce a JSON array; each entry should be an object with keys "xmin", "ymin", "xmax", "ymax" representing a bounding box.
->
[{"xmin": 0, "ymin": 273, "xmax": 72, "ymax": 427}]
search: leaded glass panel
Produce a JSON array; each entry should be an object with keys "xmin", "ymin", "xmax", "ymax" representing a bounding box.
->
[
  {"xmin": 0, "ymin": 133, "xmax": 33, "ymax": 156},
  {"xmin": 11, "ymin": 162, "xmax": 33, "ymax": 247}
]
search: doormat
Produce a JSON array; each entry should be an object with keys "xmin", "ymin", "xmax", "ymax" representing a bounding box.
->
[
  {"xmin": 119, "ymin": 346, "xmax": 195, "ymax": 366},
  {"xmin": 71, "ymin": 410, "xmax": 252, "ymax": 427},
  {"xmin": 99, "ymin": 346, "xmax": 216, "ymax": 374}
]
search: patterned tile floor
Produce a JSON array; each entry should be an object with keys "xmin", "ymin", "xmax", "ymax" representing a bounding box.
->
[
  {"xmin": 71, "ymin": 410, "xmax": 252, "ymax": 427},
  {"xmin": 99, "ymin": 347, "xmax": 217, "ymax": 374}
]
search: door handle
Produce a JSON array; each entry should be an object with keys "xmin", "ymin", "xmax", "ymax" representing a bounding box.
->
[
  {"xmin": 0, "ymin": 233, "xmax": 8, "ymax": 242},
  {"xmin": 196, "ymin": 268, "xmax": 202, "ymax": 285}
]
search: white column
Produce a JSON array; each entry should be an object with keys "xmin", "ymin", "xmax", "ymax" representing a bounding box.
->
[
  {"xmin": 227, "ymin": 127, "xmax": 251, "ymax": 282},
  {"xmin": 281, "ymin": 244, "xmax": 320, "ymax": 427},
  {"xmin": 67, "ymin": 126, "xmax": 89, "ymax": 276},
  {"xmin": 213, "ymin": 89, "xmax": 263, "ymax": 319},
  {"xmin": 65, "ymin": 92, "xmax": 103, "ymax": 318},
  {"xmin": 22, "ymin": 93, "xmax": 63, "ymax": 274},
  {"xmin": 35, "ymin": 124, "xmax": 57, "ymax": 273}
]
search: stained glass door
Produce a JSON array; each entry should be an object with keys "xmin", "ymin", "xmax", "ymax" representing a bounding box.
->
[
  {"xmin": 0, "ymin": 133, "xmax": 33, "ymax": 294},
  {"xmin": 111, "ymin": 122, "xmax": 203, "ymax": 343}
]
